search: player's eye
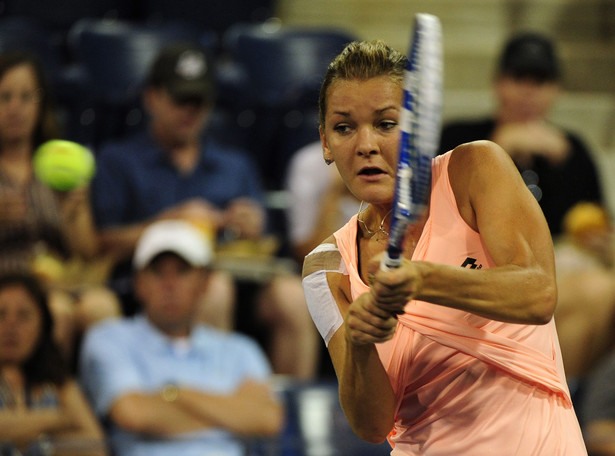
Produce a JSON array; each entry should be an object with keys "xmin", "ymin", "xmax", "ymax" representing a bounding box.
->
[
  {"xmin": 380, "ymin": 120, "xmax": 398, "ymax": 131},
  {"xmin": 333, "ymin": 123, "xmax": 352, "ymax": 134}
]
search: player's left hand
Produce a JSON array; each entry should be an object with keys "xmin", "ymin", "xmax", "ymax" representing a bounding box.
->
[{"xmin": 367, "ymin": 254, "xmax": 423, "ymax": 315}]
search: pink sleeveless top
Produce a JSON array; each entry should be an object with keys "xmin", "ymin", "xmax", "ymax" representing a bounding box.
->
[{"xmin": 334, "ymin": 151, "xmax": 586, "ymax": 455}]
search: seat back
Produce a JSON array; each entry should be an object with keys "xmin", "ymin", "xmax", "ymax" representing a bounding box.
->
[
  {"xmin": 66, "ymin": 18, "xmax": 217, "ymax": 146},
  {"xmin": 223, "ymin": 23, "xmax": 357, "ymax": 109},
  {"xmin": 253, "ymin": 380, "xmax": 392, "ymax": 456},
  {"xmin": 0, "ymin": 17, "xmax": 65, "ymax": 80},
  {"xmin": 219, "ymin": 23, "xmax": 356, "ymax": 189},
  {"xmin": 68, "ymin": 18, "xmax": 214, "ymax": 103},
  {"xmin": 138, "ymin": 0, "xmax": 274, "ymax": 37}
]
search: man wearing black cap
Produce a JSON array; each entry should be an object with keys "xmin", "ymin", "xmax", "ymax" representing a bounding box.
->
[
  {"xmin": 438, "ymin": 32, "xmax": 604, "ymax": 237},
  {"xmin": 90, "ymin": 42, "xmax": 320, "ymax": 380}
]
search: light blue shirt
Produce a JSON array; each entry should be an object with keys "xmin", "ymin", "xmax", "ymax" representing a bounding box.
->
[{"xmin": 79, "ymin": 315, "xmax": 273, "ymax": 456}]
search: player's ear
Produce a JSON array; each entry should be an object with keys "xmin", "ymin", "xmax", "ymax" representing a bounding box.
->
[{"xmin": 320, "ymin": 126, "xmax": 334, "ymax": 165}]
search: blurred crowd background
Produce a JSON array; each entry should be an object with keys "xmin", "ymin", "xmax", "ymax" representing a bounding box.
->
[
  {"xmin": 0, "ymin": 0, "xmax": 614, "ymax": 455},
  {"xmin": 0, "ymin": 0, "xmax": 612, "ymax": 197}
]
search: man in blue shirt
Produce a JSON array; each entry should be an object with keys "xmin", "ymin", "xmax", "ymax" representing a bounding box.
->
[
  {"xmin": 90, "ymin": 42, "xmax": 319, "ymax": 379},
  {"xmin": 80, "ymin": 219, "xmax": 284, "ymax": 456}
]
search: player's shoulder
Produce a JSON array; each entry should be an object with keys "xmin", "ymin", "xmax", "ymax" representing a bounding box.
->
[
  {"xmin": 302, "ymin": 236, "xmax": 342, "ymax": 280},
  {"xmin": 447, "ymin": 140, "xmax": 521, "ymax": 199},
  {"xmin": 450, "ymin": 140, "xmax": 513, "ymax": 171}
]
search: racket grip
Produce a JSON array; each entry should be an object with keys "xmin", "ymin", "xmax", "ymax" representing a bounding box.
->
[{"xmin": 380, "ymin": 251, "xmax": 403, "ymax": 272}]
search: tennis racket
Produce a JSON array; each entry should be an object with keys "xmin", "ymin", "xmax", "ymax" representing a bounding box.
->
[{"xmin": 381, "ymin": 13, "xmax": 443, "ymax": 271}]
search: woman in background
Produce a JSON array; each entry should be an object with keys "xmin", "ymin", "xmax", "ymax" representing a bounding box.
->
[
  {"xmin": 0, "ymin": 273, "xmax": 106, "ymax": 455},
  {"xmin": 0, "ymin": 50, "xmax": 119, "ymax": 363}
]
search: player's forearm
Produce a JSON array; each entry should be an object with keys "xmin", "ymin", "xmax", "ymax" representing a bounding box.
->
[
  {"xmin": 332, "ymin": 335, "xmax": 396, "ymax": 444},
  {"xmin": 416, "ymin": 261, "xmax": 556, "ymax": 324},
  {"xmin": 176, "ymin": 384, "xmax": 283, "ymax": 436}
]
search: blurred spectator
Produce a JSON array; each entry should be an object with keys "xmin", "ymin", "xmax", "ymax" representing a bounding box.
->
[
  {"xmin": 580, "ymin": 347, "xmax": 615, "ymax": 456},
  {"xmin": 90, "ymin": 42, "xmax": 319, "ymax": 379},
  {"xmin": 285, "ymin": 140, "xmax": 360, "ymax": 263},
  {"xmin": 0, "ymin": 272, "xmax": 107, "ymax": 456},
  {"xmin": 0, "ymin": 50, "xmax": 120, "ymax": 364},
  {"xmin": 438, "ymin": 32, "xmax": 604, "ymax": 237},
  {"xmin": 79, "ymin": 220, "xmax": 283, "ymax": 456},
  {"xmin": 553, "ymin": 202, "xmax": 615, "ymax": 403}
]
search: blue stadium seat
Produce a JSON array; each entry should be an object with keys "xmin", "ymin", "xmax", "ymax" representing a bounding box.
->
[
  {"xmin": 0, "ymin": 0, "xmax": 136, "ymax": 32},
  {"xmin": 222, "ymin": 22, "xmax": 356, "ymax": 110},
  {"xmin": 66, "ymin": 18, "xmax": 217, "ymax": 147},
  {"xmin": 0, "ymin": 16, "xmax": 88, "ymax": 142},
  {"xmin": 137, "ymin": 0, "xmax": 274, "ymax": 37},
  {"xmin": 219, "ymin": 22, "xmax": 357, "ymax": 190}
]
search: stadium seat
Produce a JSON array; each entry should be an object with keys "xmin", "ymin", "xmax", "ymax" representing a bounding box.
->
[
  {"xmin": 0, "ymin": 0, "xmax": 136, "ymax": 32},
  {"xmin": 137, "ymin": 0, "xmax": 274, "ymax": 37},
  {"xmin": 222, "ymin": 21, "xmax": 356, "ymax": 110},
  {"xmin": 66, "ymin": 18, "xmax": 217, "ymax": 147},
  {"xmin": 219, "ymin": 22, "xmax": 357, "ymax": 189},
  {"xmin": 0, "ymin": 17, "xmax": 90, "ymax": 141},
  {"xmin": 0, "ymin": 17, "xmax": 67, "ymax": 84}
]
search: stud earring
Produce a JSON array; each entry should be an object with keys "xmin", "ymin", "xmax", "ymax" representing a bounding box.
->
[{"xmin": 324, "ymin": 158, "xmax": 333, "ymax": 166}]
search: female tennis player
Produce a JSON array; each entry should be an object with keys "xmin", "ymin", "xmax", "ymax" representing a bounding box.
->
[{"xmin": 302, "ymin": 40, "xmax": 587, "ymax": 455}]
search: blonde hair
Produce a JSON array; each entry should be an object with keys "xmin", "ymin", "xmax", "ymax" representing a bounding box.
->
[{"xmin": 318, "ymin": 40, "xmax": 407, "ymax": 127}]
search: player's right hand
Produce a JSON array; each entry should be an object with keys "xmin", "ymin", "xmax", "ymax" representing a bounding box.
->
[{"xmin": 344, "ymin": 292, "xmax": 399, "ymax": 345}]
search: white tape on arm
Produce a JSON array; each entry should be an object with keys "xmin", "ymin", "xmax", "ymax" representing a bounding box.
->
[{"xmin": 302, "ymin": 243, "xmax": 346, "ymax": 346}]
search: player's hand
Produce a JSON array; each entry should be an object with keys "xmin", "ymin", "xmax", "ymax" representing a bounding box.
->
[
  {"xmin": 344, "ymin": 292, "xmax": 399, "ymax": 345},
  {"xmin": 366, "ymin": 254, "xmax": 423, "ymax": 315}
]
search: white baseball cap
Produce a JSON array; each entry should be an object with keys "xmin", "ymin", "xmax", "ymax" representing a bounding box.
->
[{"xmin": 133, "ymin": 220, "xmax": 213, "ymax": 270}]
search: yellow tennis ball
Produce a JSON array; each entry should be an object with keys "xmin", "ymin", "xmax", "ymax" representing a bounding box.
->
[{"xmin": 33, "ymin": 140, "xmax": 96, "ymax": 191}]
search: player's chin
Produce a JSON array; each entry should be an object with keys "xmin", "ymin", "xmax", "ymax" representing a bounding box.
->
[{"xmin": 353, "ymin": 179, "xmax": 393, "ymax": 201}]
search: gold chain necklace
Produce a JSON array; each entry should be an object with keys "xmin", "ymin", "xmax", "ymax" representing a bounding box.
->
[{"xmin": 357, "ymin": 201, "xmax": 392, "ymax": 237}]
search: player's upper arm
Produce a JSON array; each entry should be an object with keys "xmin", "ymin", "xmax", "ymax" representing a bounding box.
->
[
  {"xmin": 450, "ymin": 140, "xmax": 554, "ymax": 272},
  {"xmin": 302, "ymin": 236, "xmax": 352, "ymax": 346}
]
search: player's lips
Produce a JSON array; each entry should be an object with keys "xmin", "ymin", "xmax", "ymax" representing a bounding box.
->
[{"xmin": 358, "ymin": 166, "xmax": 387, "ymax": 181}]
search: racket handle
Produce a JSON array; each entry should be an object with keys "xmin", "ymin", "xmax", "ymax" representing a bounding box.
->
[{"xmin": 380, "ymin": 251, "xmax": 403, "ymax": 272}]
